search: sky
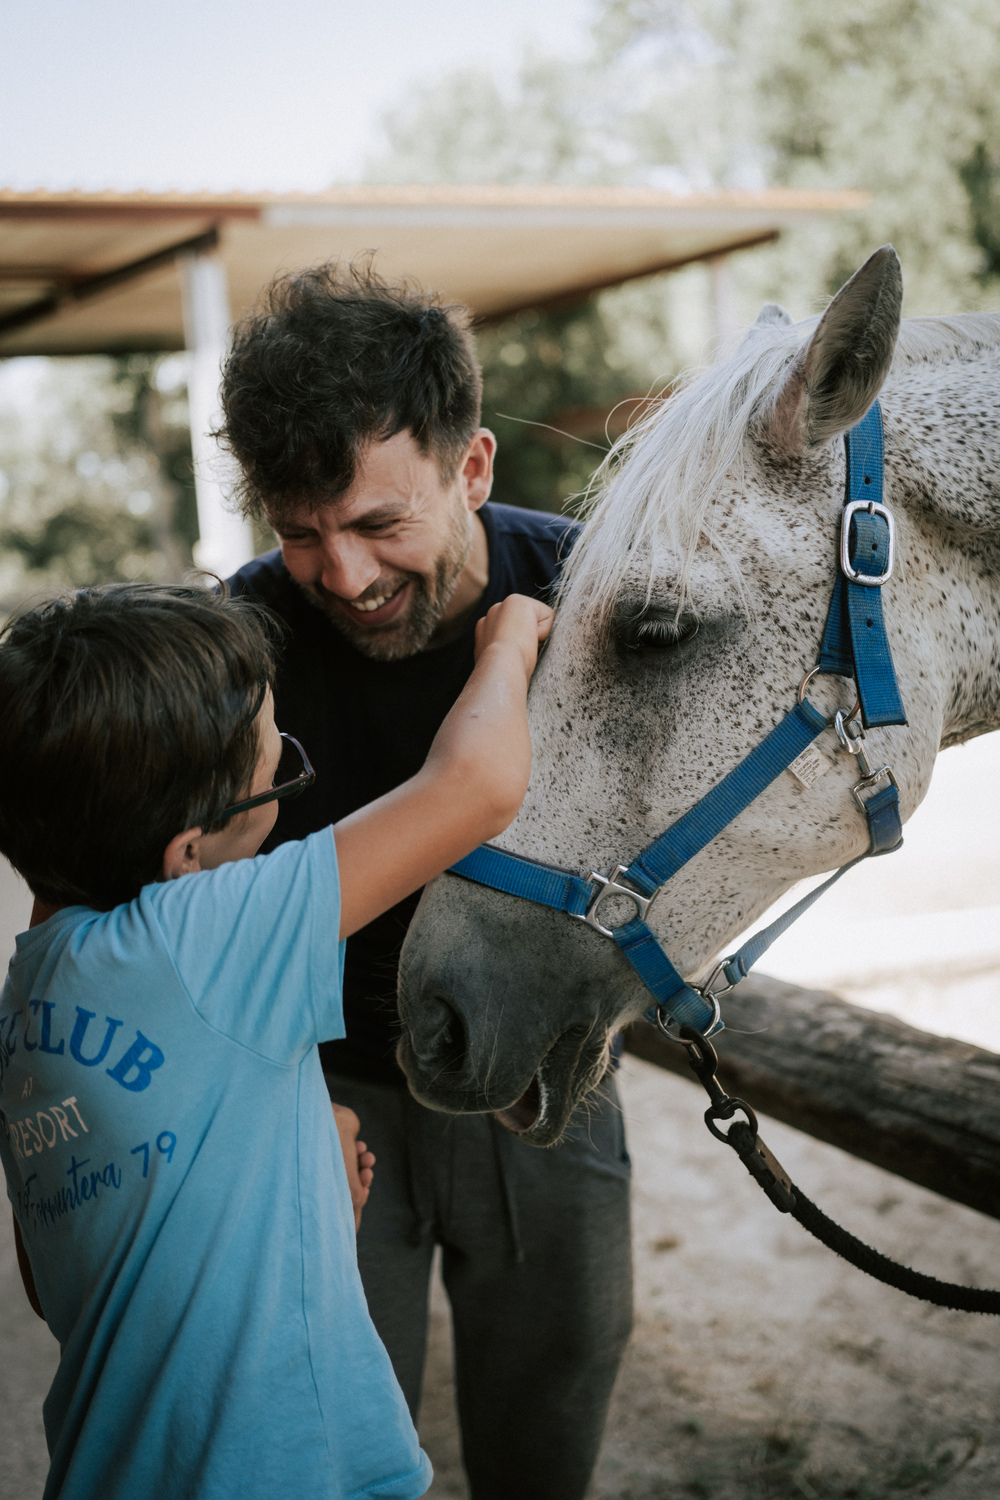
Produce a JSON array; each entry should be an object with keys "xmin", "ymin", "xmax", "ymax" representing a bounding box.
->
[{"xmin": 1, "ymin": 0, "xmax": 596, "ymax": 193}]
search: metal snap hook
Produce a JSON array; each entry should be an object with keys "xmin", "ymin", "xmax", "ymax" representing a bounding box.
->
[{"xmin": 834, "ymin": 709, "xmax": 898, "ymax": 809}]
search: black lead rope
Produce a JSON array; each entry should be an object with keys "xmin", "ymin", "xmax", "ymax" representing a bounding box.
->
[{"xmin": 678, "ymin": 1027, "xmax": 1000, "ymax": 1316}]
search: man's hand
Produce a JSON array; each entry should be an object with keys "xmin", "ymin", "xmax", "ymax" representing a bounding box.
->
[{"xmin": 332, "ymin": 1103, "xmax": 375, "ymax": 1233}]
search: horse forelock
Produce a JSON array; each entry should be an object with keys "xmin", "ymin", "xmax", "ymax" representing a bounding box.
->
[{"xmin": 560, "ymin": 310, "xmax": 1000, "ymax": 625}]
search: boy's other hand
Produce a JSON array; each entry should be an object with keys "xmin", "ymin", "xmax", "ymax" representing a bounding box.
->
[
  {"xmin": 474, "ymin": 594, "xmax": 554, "ymax": 677},
  {"xmin": 331, "ymin": 1103, "xmax": 375, "ymax": 1232}
]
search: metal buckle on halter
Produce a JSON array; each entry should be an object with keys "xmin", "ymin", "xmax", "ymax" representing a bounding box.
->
[
  {"xmin": 850, "ymin": 767, "xmax": 899, "ymax": 815},
  {"xmin": 575, "ymin": 865, "xmax": 654, "ymax": 939},
  {"xmin": 840, "ymin": 499, "xmax": 895, "ymax": 586},
  {"xmin": 834, "ymin": 710, "xmax": 899, "ymax": 812}
]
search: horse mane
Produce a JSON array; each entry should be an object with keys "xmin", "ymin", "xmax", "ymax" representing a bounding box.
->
[
  {"xmin": 560, "ymin": 311, "xmax": 1000, "ymax": 621},
  {"xmin": 893, "ymin": 312, "xmax": 1000, "ymax": 367}
]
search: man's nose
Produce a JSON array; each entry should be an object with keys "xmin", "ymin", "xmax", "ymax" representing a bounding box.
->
[{"xmin": 318, "ymin": 534, "xmax": 380, "ymax": 600}]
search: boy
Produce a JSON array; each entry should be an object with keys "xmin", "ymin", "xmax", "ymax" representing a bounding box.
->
[{"xmin": 0, "ymin": 580, "xmax": 552, "ymax": 1500}]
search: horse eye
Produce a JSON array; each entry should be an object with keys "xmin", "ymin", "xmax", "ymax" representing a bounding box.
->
[{"xmin": 617, "ymin": 614, "xmax": 699, "ymax": 652}]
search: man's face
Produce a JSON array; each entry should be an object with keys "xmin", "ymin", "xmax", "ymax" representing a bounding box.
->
[{"xmin": 271, "ymin": 429, "xmax": 494, "ymax": 660}]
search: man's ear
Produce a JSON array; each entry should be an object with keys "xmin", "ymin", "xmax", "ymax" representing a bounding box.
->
[
  {"xmin": 161, "ymin": 828, "xmax": 204, "ymax": 881},
  {"xmin": 461, "ymin": 428, "xmax": 496, "ymax": 511}
]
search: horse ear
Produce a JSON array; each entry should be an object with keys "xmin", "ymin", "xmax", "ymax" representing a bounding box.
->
[
  {"xmin": 754, "ymin": 303, "xmax": 793, "ymax": 327},
  {"xmin": 755, "ymin": 246, "xmax": 902, "ymax": 456}
]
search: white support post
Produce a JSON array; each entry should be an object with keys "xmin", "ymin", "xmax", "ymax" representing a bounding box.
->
[
  {"xmin": 709, "ymin": 253, "xmax": 737, "ymax": 354},
  {"xmin": 178, "ymin": 248, "xmax": 255, "ymax": 577}
]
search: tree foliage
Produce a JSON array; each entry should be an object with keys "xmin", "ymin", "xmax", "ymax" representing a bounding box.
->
[
  {"xmin": 0, "ymin": 355, "xmax": 197, "ymax": 606},
  {"xmin": 366, "ymin": 0, "xmax": 1000, "ymax": 511},
  {"xmin": 602, "ymin": 0, "xmax": 1000, "ymax": 313}
]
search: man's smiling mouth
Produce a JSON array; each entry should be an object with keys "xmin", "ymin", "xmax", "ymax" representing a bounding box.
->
[{"xmin": 346, "ymin": 583, "xmax": 407, "ymax": 616}]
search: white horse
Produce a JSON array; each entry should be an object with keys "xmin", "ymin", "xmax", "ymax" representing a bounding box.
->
[{"xmin": 398, "ymin": 247, "xmax": 1000, "ymax": 1145}]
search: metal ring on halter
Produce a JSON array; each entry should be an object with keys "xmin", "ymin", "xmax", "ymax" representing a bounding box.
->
[
  {"xmin": 798, "ymin": 666, "xmax": 861, "ymax": 726},
  {"xmin": 702, "ymin": 959, "xmax": 741, "ymax": 1001},
  {"xmin": 654, "ymin": 991, "xmax": 723, "ymax": 1046}
]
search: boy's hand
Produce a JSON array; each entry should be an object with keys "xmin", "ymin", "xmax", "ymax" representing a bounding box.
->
[
  {"xmin": 335, "ymin": 593, "xmax": 554, "ymax": 939},
  {"xmin": 332, "ymin": 1103, "xmax": 375, "ymax": 1233},
  {"xmin": 474, "ymin": 594, "xmax": 554, "ymax": 677}
]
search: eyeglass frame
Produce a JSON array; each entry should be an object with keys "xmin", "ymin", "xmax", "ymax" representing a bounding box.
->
[{"xmin": 216, "ymin": 732, "xmax": 316, "ymax": 824}]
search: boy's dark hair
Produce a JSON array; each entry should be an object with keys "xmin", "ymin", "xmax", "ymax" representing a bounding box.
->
[
  {"xmin": 0, "ymin": 584, "xmax": 275, "ymax": 911},
  {"xmin": 217, "ymin": 260, "xmax": 483, "ymax": 523}
]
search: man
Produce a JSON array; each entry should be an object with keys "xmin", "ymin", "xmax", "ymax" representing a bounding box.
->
[{"xmin": 221, "ymin": 263, "xmax": 632, "ymax": 1500}]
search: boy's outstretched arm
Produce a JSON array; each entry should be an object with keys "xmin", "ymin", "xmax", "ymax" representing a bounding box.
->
[{"xmin": 334, "ymin": 594, "xmax": 553, "ymax": 940}]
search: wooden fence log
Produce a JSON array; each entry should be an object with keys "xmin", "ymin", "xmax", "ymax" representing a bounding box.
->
[{"xmin": 623, "ymin": 974, "xmax": 1000, "ymax": 1221}]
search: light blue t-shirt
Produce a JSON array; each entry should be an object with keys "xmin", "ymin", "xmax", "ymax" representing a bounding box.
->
[{"xmin": 0, "ymin": 829, "xmax": 432, "ymax": 1500}]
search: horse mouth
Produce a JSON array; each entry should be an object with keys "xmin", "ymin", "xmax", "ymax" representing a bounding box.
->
[{"xmin": 494, "ymin": 1074, "xmax": 542, "ymax": 1134}]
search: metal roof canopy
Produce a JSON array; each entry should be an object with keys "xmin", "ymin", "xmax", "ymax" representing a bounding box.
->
[{"xmin": 0, "ymin": 185, "xmax": 866, "ymax": 355}]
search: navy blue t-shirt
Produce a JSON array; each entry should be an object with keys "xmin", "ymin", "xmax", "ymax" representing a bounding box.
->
[{"xmin": 228, "ymin": 501, "xmax": 577, "ymax": 1085}]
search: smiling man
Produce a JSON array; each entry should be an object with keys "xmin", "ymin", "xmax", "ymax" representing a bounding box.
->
[
  {"xmin": 220, "ymin": 264, "xmax": 632, "ymax": 1500},
  {"xmin": 276, "ymin": 424, "xmax": 492, "ymax": 658}
]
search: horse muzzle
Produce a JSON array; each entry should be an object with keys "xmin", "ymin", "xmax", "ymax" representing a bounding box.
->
[{"xmin": 396, "ymin": 874, "xmax": 629, "ymax": 1144}]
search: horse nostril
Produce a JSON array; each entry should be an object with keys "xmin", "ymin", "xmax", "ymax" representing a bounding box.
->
[{"xmin": 411, "ymin": 994, "xmax": 466, "ymax": 1068}]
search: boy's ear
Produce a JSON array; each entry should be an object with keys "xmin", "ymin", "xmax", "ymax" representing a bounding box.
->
[{"xmin": 162, "ymin": 828, "xmax": 204, "ymax": 881}]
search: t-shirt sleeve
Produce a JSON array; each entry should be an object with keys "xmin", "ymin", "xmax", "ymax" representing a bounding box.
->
[{"xmin": 142, "ymin": 828, "xmax": 346, "ymax": 1062}]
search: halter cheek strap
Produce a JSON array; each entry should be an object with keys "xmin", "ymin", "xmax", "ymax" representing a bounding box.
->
[
  {"xmin": 449, "ymin": 402, "xmax": 905, "ymax": 1036},
  {"xmin": 817, "ymin": 402, "xmax": 906, "ymax": 729}
]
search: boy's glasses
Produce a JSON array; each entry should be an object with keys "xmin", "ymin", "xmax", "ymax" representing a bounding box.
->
[{"xmin": 217, "ymin": 733, "xmax": 316, "ymax": 823}]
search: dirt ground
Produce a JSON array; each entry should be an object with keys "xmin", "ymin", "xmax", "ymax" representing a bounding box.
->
[{"xmin": 417, "ymin": 1054, "xmax": 1000, "ymax": 1500}]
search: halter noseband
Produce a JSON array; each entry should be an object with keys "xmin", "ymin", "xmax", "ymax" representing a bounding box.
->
[{"xmin": 450, "ymin": 402, "xmax": 906, "ymax": 1039}]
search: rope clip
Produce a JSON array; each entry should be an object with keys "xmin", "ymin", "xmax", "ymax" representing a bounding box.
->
[
  {"xmin": 834, "ymin": 710, "xmax": 899, "ymax": 813},
  {"xmin": 677, "ymin": 1026, "xmax": 796, "ymax": 1214}
]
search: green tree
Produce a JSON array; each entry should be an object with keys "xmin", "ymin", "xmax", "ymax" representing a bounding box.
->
[
  {"xmin": 598, "ymin": 0, "xmax": 1000, "ymax": 314},
  {"xmin": 0, "ymin": 354, "xmax": 197, "ymax": 608},
  {"xmin": 366, "ymin": 0, "xmax": 1000, "ymax": 517},
  {"xmin": 368, "ymin": 57, "xmax": 675, "ymax": 513}
]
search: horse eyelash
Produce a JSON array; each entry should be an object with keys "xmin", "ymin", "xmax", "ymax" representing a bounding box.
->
[{"xmin": 632, "ymin": 618, "xmax": 700, "ymax": 648}]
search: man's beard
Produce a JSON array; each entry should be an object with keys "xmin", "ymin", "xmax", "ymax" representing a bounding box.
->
[{"xmin": 301, "ymin": 501, "xmax": 473, "ymax": 661}]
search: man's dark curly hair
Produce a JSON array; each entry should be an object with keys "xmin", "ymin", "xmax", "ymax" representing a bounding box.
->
[{"xmin": 217, "ymin": 260, "xmax": 483, "ymax": 523}]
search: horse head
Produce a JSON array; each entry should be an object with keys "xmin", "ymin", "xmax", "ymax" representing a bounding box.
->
[{"xmin": 398, "ymin": 247, "xmax": 1000, "ymax": 1144}]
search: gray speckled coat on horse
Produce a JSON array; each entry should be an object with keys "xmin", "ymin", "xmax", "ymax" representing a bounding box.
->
[{"xmin": 398, "ymin": 247, "xmax": 1000, "ymax": 1145}]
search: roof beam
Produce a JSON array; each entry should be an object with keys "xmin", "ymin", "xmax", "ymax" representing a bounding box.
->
[
  {"xmin": 0, "ymin": 226, "xmax": 220, "ymax": 340},
  {"xmin": 476, "ymin": 230, "xmax": 780, "ymax": 324}
]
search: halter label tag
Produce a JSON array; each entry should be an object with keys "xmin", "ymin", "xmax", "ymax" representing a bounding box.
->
[{"xmin": 788, "ymin": 744, "xmax": 830, "ymax": 789}]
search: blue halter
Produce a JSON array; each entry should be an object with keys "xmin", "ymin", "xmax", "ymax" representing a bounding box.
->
[{"xmin": 450, "ymin": 402, "xmax": 906, "ymax": 1038}]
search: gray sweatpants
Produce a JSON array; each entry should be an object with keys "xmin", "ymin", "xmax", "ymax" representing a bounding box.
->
[{"xmin": 324, "ymin": 1070, "xmax": 633, "ymax": 1500}]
